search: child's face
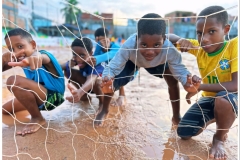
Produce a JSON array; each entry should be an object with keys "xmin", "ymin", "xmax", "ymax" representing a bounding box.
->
[
  {"xmin": 196, "ymin": 17, "xmax": 229, "ymax": 53},
  {"xmin": 71, "ymin": 46, "xmax": 91, "ymax": 69},
  {"xmin": 95, "ymin": 36, "xmax": 106, "ymax": 42},
  {"xmin": 138, "ymin": 34, "xmax": 165, "ymax": 61},
  {"xmin": 5, "ymin": 35, "xmax": 36, "ymax": 62}
]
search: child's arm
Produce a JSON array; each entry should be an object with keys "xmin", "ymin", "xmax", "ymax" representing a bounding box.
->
[
  {"xmin": 2, "ymin": 51, "xmax": 14, "ymax": 71},
  {"xmin": 66, "ymin": 74, "xmax": 98, "ymax": 103},
  {"xmin": 93, "ymin": 42, "xmax": 103, "ymax": 56},
  {"xmin": 8, "ymin": 52, "xmax": 47, "ymax": 69},
  {"xmin": 185, "ymin": 72, "xmax": 237, "ymax": 104},
  {"xmin": 87, "ymin": 49, "xmax": 119, "ymax": 66},
  {"xmin": 8, "ymin": 51, "xmax": 60, "ymax": 76},
  {"xmin": 88, "ymin": 42, "xmax": 120, "ymax": 66},
  {"xmin": 167, "ymin": 34, "xmax": 199, "ymax": 52},
  {"xmin": 166, "ymin": 34, "xmax": 182, "ymax": 44},
  {"xmin": 200, "ymin": 72, "xmax": 238, "ymax": 92},
  {"xmin": 2, "ymin": 49, "xmax": 26, "ymax": 71}
]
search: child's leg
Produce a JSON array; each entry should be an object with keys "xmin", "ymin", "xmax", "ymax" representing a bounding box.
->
[
  {"xmin": 93, "ymin": 78, "xmax": 104, "ymax": 113},
  {"xmin": 94, "ymin": 60, "xmax": 136, "ymax": 126},
  {"xmin": 145, "ymin": 64, "xmax": 180, "ymax": 125},
  {"xmin": 163, "ymin": 68, "xmax": 180, "ymax": 125},
  {"xmin": 3, "ymin": 75, "xmax": 47, "ymax": 136},
  {"xmin": 3, "ymin": 98, "xmax": 26, "ymax": 114},
  {"xmin": 112, "ymin": 86, "xmax": 126, "ymax": 107},
  {"xmin": 94, "ymin": 93, "xmax": 114, "ymax": 126},
  {"xmin": 209, "ymin": 91, "xmax": 237, "ymax": 159},
  {"xmin": 177, "ymin": 91, "xmax": 237, "ymax": 159},
  {"xmin": 177, "ymin": 97, "xmax": 215, "ymax": 139}
]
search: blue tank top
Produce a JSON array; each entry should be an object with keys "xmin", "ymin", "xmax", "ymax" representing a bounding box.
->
[{"xmin": 23, "ymin": 50, "xmax": 65, "ymax": 94}]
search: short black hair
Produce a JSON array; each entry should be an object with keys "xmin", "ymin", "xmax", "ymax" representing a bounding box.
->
[
  {"xmin": 4, "ymin": 28, "xmax": 33, "ymax": 41},
  {"xmin": 197, "ymin": 6, "xmax": 228, "ymax": 26},
  {"xmin": 71, "ymin": 37, "xmax": 93, "ymax": 53},
  {"xmin": 137, "ymin": 13, "xmax": 166, "ymax": 37},
  {"xmin": 94, "ymin": 27, "xmax": 109, "ymax": 38}
]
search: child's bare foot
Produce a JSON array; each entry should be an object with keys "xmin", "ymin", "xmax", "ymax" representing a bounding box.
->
[
  {"xmin": 17, "ymin": 117, "xmax": 46, "ymax": 136},
  {"xmin": 94, "ymin": 110, "xmax": 108, "ymax": 127},
  {"xmin": 209, "ymin": 134, "xmax": 227, "ymax": 159},
  {"xmin": 111, "ymin": 96, "xmax": 126, "ymax": 107},
  {"xmin": 172, "ymin": 116, "xmax": 181, "ymax": 126}
]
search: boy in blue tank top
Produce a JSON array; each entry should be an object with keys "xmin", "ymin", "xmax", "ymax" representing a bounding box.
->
[{"xmin": 2, "ymin": 28, "xmax": 65, "ymax": 136}]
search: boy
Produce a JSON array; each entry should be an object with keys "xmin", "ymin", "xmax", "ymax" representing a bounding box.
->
[
  {"xmin": 86, "ymin": 27, "xmax": 128, "ymax": 107},
  {"xmin": 2, "ymin": 28, "xmax": 65, "ymax": 136},
  {"xmin": 61, "ymin": 37, "xmax": 104, "ymax": 111},
  {"xmin": 96, "ymin": 13, "xmax": 201, "ymax": 127},
  {"xmin": 168, "ymin": 6, "xmax": 238, "ymax": 159}
]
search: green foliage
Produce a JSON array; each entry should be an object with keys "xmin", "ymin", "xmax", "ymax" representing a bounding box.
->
[
  {"xmin": 60, "ymin": 0, "xmax": 81, "ymax": 24},
  {"xmin": 94, "ymin": 11, "xmax": 100, "ymax": 15}
]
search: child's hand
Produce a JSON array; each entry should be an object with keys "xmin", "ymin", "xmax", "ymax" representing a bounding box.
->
[
  {"xmin": 184, "ymin": 75, "xmax": 201, "ymax": 104},
  {"xmin": 69, "ymin": 59, "xmax": 77, "ymax": 68},
  {"xmin": 184, "ymin": 74, "xmax": 201, "ymax": 93},
  {"xmin": 176, "ymin": 38, "xmax": 199, "ymax": 52},
  {"xmin": 185, "ymin": 92, "xmax": 198, "ymax": 104},
  {"xmin": 8, "ymin": 54, "xmax": 43, "ymax": 70},
  {"xmin": 86, "ymin": 56, "xmax": 96, "ymax": 66},
  {"xmin": 101, "ymin": 76, "xmax": 114, "ymax": 94},
  {"xmin": 2, "ymin": 50, "xmax": 23, "ymax": 63},
  {"xmin": 66, "ymin": 84, "xmax": 81, "ymax": 103}
]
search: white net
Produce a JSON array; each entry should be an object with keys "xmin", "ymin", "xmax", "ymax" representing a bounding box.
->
[{"xmin": 1, "ymin": 1, "xmax": 238, "ymax": 159}]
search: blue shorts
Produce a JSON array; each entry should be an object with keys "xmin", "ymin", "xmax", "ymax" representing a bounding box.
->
[
  {"xmin": 113, "ymin": 60, "xmax": 169, "ymax": 91},
  {"xmin": 177, "ymin": 91, "xmax": 238, "ymax": 138}
]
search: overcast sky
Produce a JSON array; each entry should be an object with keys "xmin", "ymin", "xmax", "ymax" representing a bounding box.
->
[{"xmin": 32, "ymin": 0, "xmax": 238, "ymax": 25}]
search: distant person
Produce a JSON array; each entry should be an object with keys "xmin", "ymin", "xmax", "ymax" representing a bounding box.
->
[
  {"xmin": 117, "ymin": 36, "xmax": 122, "ymax": 45},
  {"xmin": 86, "ymin": 27, "xmax": 132, "ymax": 107},
  {"xmin": 2, "ymin": 28, "xmax": 65, "ymax": 136},
  {"xmin": 95, "ymin": 13, "xmax": 201, "ymax": 127},
  {"xmin": 61, "ymin": 37, "xmax": 104, "ymax": 114},
  {"xmin": 110, "ymin": 36, "xmax": 115, "ymax": 42},
  {"xmin": 168, "ymin": 6, "xmax": 238, "ymax": 159},
  {"xmin": 121, "ymin": 34, "xmax": 125, "ymax": 44}
]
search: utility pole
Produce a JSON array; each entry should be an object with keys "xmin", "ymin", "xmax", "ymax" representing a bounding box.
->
[
  {"xmin": 13, "ymin": 0, "xmax": 17, "ymax": 25},
  {"xmin": 46, "ymin": 2, "xmax": 49, "ymax": 35},
  {"xmin": 31, "ymin": 0, "xmax": 34, "ymax": 29}
]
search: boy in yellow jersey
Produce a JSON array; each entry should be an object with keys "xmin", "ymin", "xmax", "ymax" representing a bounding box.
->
[{"xmin": 168, "ymin": 6, "xmax": 238, "ymax": 159}]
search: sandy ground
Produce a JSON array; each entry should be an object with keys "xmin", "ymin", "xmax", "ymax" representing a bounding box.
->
[{"xmin": 2, "ymin": 47, "xmax": 238, "ymax": 159}]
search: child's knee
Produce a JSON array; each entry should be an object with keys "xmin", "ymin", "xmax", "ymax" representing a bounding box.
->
[
  {"xmin": 214, "ymin": 97, "xmax": 232, "ymax": 111},
  {"xmin": 6, "ymin": 75, "xmax": 23, "ymax": 90},
  {"xmin": 177, "ymin": 127, "xmax": 193, "ymax": 140}
]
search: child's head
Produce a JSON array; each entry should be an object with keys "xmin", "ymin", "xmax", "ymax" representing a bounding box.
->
[
  {"xmin": 4, "ymin": 28, "xmax": 36, "ymax": 61},
  {"xmin": 137, "ymin": 13, "xmax": 166, "ymax": 61},
  {"xmin": 71, "ymin": 37, "xmax": 93, "ymax": 69},
  {"xmin": 94, "ymin": 27, "xmax": 109, "ymax": 41},
  {"xmin": 196, "ymin": 6, "xmax": 230, "ymax": 53}
]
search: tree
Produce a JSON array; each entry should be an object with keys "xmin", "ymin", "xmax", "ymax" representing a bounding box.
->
[
  {"xmin": 60, "ymin": 0, "xmax": 81, "ymax": 24},
  {"xmin": 94, "ymin": 11, "xmax": 100, "ymax": 15}
]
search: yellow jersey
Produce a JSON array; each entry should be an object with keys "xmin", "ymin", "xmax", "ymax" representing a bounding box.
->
[{"xmin": 181, "ymin": 37, "xmax": 238, "ymax": 97}]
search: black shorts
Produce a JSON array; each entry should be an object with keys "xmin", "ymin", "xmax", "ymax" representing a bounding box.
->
[{"xmin": 113, "ymin": 60, "xmax": 168, "ymax": 91}]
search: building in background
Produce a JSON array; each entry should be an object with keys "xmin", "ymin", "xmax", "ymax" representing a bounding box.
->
[
  {"xmin": 165, "ymin": 11, "xmax": 197, "ymax": 39},
  {"xmin": 228, "ymin": 15, "xmax": 238, "ymax": 39},
  {"xmin": 79, "ymin": 13, "xmax": 114, "ymax": 39},
  {"xmin": 2, "ymin": 0, "xmax": 28, "ymax": 30},
  {"xmin": 114, "ymin": 19, "xmax": 137, "ymax": 40}
]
